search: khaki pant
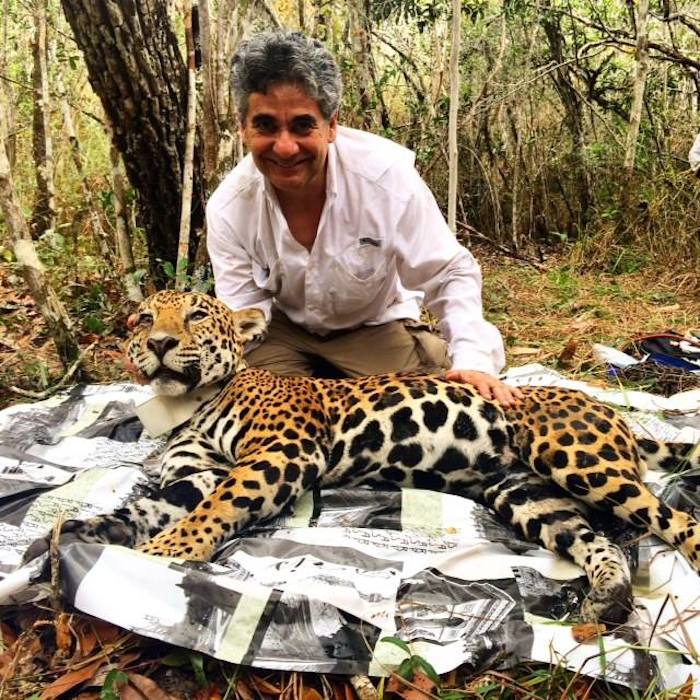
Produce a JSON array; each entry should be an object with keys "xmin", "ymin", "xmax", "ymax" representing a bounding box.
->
[{"xmin": 246, "ymin": 311, "xmax": 450, "ymax": 378}]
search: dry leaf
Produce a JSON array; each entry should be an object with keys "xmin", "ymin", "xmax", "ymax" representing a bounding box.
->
[
  {"xmin": 55, "ymin": 613, "xmax": 73, "ymax": 654},
  {"xmin": 250, "ymin": 674, "xmax": 282, "ymax": 694},
  {"xmin": 89, "ymin": 619, "xmax": 123, "ymax": 646},
  {"xmin": 236, "ymin": 678, "xmax": 257, "ymax": 700},
  {"xmin": 386, "ymin": 671, "xmax": 435, "ymax": 700},
  {"xmin": 509, "ymin": 346, "xmax": 540, "ymax": 356},
  {"xmin": 193, "ymin": 685, "xmax": 223, "ymax": 700},
  {"xmin": 0, "ymin": 622, "xmax": 17, "ymax": 648},
  {"xmin": 670, "ymin": 674, "xmax": 695, "ymax": 700},
  {"xmin": 301, "ymin": 687, "xmax": 323, "ymax": 700},
  {"xmin": 40, "ymin": 658, "xmax": 104, "ymax": 700},
  {"xmin": 74, "ymin": 623, "xmax": 97, "ymax": 659},
  {"xmin": 558, "ymin": 339, "xmax": 577, "ymax": 368},
  {"xmin": 571, "ymin": 622, "xmax": 606, "ymax": 643},
  {"xmin": 126, "ymin": 672, "xmax": 178, "ymax": 699}
]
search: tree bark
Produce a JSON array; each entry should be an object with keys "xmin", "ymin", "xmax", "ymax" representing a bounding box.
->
[
  {"xmin": 624, "ymin": 0, "xmax": 650, "ymax": 172},
  {"xmin": 110, "ymin": 135, "xmax": 143, "ymax": 303},
  {"xmin": 31, "ymin": 0, "xmax": 56, "ymax": 239},
  {"xmin": 540, "ymin": 4, "xmax": 591, "ymax": 233},
  {"xmin": 176, "ymin": 2, "xmax": 198, "ymax": 291},
  {"xmin": 60, "ymin": 0, "xmax": 205, "ymax": 284},
  {"xmin": 1, "ymin": 0, "xmax": 16, "ymax": 168},
  {"xmin": 199, "ymin": 0, "xmax": 219, "ymax": 187},
  {"xmin": 55, "ymin": 56, "xmax": 113, "ymax": 262},
  {"xmin": 0, "ymin": 106, "xmax": 80, "ymax": 367},
  {"xmin": 447, "ymin": 0, "xmax": 461, "ymax": 234}
]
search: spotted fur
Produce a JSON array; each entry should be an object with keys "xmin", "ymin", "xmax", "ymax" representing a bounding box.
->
[{"xmin": 50, "ymin": 292, "xmax": 700, "ymax": 624}]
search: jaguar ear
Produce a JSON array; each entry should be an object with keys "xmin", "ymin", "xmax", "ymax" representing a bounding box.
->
[{"xmin": 234, "ymin": 308, "xmax": 267, "ymax": 345}]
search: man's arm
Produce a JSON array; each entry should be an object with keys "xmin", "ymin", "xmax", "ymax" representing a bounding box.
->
[
  {"xmin": 206, "ymin": 204, "xmax": 273, "ymax": 319},
  {"xmin": 394, "ymin": 171, "xmax": 521, "ymax": 406}
]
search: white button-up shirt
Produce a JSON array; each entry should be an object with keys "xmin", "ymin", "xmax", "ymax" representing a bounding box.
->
[
  {"xmin": 206, "ymin": 126, "xmax": 505, "ymax": 375},
  {"xmin": 690, "ymin": 134, "xmax": 700, "ymax": 172}
]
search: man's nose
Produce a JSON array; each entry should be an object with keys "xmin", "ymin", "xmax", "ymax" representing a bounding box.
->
[{"xmin": 273, "ymin": 130, "xmax": 300, "ymax": 159}]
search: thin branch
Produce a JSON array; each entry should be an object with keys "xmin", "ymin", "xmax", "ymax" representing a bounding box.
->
[{"xmin": 10, "ymin": 342, "xmax": 96, "ymax": 399}]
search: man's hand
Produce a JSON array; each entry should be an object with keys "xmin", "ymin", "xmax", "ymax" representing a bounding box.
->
[{"xmin": 444, "ymin": 369, "xmax": 523, "ymax": 408}]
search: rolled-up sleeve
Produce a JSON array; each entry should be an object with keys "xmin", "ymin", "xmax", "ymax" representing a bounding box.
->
[
  {"xmin": 394, "ymin": 171, "xmax": 506, "ymax": 375},
  {"xmin": 206, "ymin": 202, "xmax": 273, "ymax": 320}
]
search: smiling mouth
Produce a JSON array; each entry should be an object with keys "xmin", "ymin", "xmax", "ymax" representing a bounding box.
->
[{"xmin": 268, "ymin": 159, "xmax": 308, "ymax": 170}]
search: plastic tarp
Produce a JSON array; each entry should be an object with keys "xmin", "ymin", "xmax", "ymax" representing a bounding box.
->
[{"xmin": 0, "ymin": 367, "xmax": 698, "ymax": 692}]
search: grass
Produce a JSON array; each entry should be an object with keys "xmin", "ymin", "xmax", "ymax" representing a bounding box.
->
[{"xmin": 480, "ymin": 249, "xmax": 700, "ymax": 384}]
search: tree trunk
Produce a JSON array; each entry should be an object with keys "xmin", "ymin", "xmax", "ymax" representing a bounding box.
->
[
  {"xmin": 0, "ymin": 107, "xmax": 80, "ymax": 367},
  {"xmin": 624, "ymin": 0, "xmax": 650, "ymax": 172},
  {"xmin": 540, "ymin": 5, "xmax": 591, "ymax": 234},
  {"xmin": 110, "ymin": 135, "xmax": 143, "ymax": 303},
  {"xmin": 60, "ymin": 0, "xmax": 205, "ymax": 285},
  {"xmin": 447, "ymin": 0, "xmax": 461, "ymax": 234},
  {"xmin": 176, "ymin": 2, "xmax": 198, "ymax": 291},
  {"xmin": 1, "ymin": 0, "xmax": 16, "ymax": 168},
  {"xmin": 31, "ymin": 0, "xmax": 56, "ymax": 239},
  {"xmin": 199, "ymin": 0, "xmax": 218, "ymax": 187},
  {"xmin": 55, "ymin": 56, "xmax": 113, "ymax": 262}
]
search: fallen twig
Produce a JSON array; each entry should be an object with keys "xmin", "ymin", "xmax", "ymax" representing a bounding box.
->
[
  {"xmin": 457, "ymin": 220, "xmax": 545, "ymax": 271},
  {"xmin": 349, "ymin": 675, "xmax": 378, "ymax": 700},
  {"xmin": 10, "ymin": 342, "xmax": 95, "ymax": 399}
]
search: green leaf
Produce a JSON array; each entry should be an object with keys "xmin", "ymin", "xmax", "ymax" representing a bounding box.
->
[
  {"xmin": 84, "ymin": 315, "xmax": 107, "ymax": 334},
  {"xmin": 413, "ymin": 656, "xmax": 441, "ymax": 687},
  {"xmin": 396, "ymin": 657, "xmax": 415, "ymax": 681},
  {"xmin": 189, "ymin": 652, "xmax": 208, "ymax": 687},
  {"xmin": 379, "ymin": 635, "xmax": 411, "ymax": 655},
  {"xmin": 100, "ymin": 669, "xmax": 128, "ymax": 699},
  {"xmin": 162, "ymin": 261, "xmax": 176, "ymax": 279},
  {"xmin": 161, "ymin": 650, "xmax": 191, "ymax": 667}
]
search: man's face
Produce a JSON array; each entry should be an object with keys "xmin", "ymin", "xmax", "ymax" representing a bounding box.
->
[{"xmin": 240, "ymin": 83, "xmax": 337, "ymax": 194}]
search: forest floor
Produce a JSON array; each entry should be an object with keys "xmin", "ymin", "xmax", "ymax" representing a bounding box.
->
[
  {"xmin": 0, "ymin": 249, "xmax": 699, "ymax": 698},
  {"xmin": 3, "ymin": 246, "xmax": 700, "ymax": 406}
]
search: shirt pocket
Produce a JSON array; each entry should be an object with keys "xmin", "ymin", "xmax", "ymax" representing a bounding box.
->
[
  {"xmin": 330, "ymin": 238, "xmax": 388, "ymax": 315},
  {"xmin": 252, "ymin": 258, "xmax": 282, "ymax": 295}
]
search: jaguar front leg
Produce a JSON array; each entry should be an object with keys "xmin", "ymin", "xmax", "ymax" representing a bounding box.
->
[
  {"xmin": 22, "ymin": 430, "xmax": 231, "ymax": 562},
  {"xmin": 139, "ymin": 448, "xmax": 323, "ymax": 560}
]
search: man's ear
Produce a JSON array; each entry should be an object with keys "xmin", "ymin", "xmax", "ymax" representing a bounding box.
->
[
  {"xmin": 328, "ymin": 112, "xmax": 338, "ymax": 142},
  {"xmin": 234, "ymin": 308, "xmax": 267, "ymax": 344}
]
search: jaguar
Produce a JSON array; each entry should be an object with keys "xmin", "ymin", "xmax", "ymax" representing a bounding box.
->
[{"xmin": 31, "ymin": 291, "xmax": 700, "ymax": 624}]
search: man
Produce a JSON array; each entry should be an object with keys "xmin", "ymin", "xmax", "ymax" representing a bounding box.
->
[
  {"xmin": 690, "ymin": 133, "xmax": 700, "ymax": 177},
  {"xmin": 207, "ymin": 30, "xmax": 521, "ymax": 407}
]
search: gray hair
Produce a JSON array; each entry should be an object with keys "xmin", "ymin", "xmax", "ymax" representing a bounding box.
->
[{"xmin": 231, "ymin": 30, "xmax": 342, "ymax": 122}]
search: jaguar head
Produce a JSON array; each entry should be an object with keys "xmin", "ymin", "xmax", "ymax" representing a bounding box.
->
[{"xmin": 125, "ymin": 291, "xmax": 266, "ymax": 396}]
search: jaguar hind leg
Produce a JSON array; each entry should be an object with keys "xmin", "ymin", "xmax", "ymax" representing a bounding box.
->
[
  {"xmin": 483, "ymin": 467, "xmax": 633, "ymax": 624},
  {"xmin": 531, "ymin": 434, "xmax": 700, "ymax": 572}
]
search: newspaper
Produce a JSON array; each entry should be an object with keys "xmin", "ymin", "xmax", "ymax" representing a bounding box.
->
[{"xmin": 0, "ymin": 376, "xmax": 698, "ymax": 692}]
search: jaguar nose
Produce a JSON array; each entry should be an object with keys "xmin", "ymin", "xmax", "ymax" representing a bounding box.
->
[{"xmin": 147, "ymin": 335, "xmax": 179, "ymax": 359}]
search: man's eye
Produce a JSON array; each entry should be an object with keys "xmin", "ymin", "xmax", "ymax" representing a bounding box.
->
[
  {"xmin": 254, "ymin": 120, "xmax": 277, "ymax": 134},
  {"xmin": 292, "ymin": 121, "xmax": 315, "ymax": 136}
]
